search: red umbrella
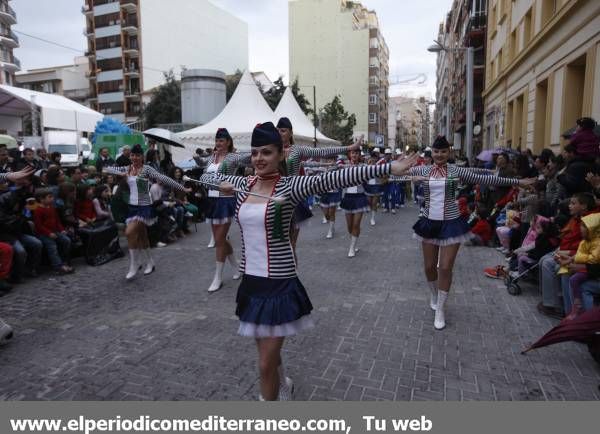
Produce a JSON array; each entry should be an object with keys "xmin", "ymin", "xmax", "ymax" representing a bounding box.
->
[{"xmin": 522, "ymin": 307, "xmax": 600, "ymax": 354}]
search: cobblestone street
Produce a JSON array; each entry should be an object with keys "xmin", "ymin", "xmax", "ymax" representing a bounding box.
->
[{"xmin": 1, "ymin": 204, "xmax": 599, "ymax": 401}]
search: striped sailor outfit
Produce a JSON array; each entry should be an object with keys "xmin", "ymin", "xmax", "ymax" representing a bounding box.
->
[
  {"xmin": 364, "ymin": 158, "xmax": 386, "ymax": 197},
  {"xmin": 339, "ymin": 163, "xmax": 370, "ymax": 214},
  {"xmin": 286, "ymin": 145, "xmax": 352, "ymax": 226},
  {"xmin": 105, "ymin": 165, "xmax": 187, "ymax": 226},
  {"xmin": 201, "ymin": 163, "xmax": 392, "ymax": 337},
  {"xmin": 409, "ymin": 164, "xmax": 519, "ymax": 246},
  {"xmin": 196, "ymin": 153, "xmax": 250, "ymax": 224}
]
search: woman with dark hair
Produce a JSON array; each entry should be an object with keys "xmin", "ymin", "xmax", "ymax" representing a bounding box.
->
[
  {"xmin": 103, "ymin": 144, "xmax": 188, "ymax": 280},
  {"xmin": 46, "ymin": 166, "xmax": 65, "ymax": 197},
  {"xmin": 202, "ymin": 121, "xmax": 417, "ymax": 401},
  {"xmin": 193, "ymin": 128, "xmax": 251, "ymax": 292},
  {"xmin": 276, "ymin": 117, "xmax": 360, "ymax": 251},
  {"xmin": 410, "ymin": 136, "xmax": 534, "ymax": 330},
  {"xmin": 170, "ymin": 166, "xmax": 199, "ymax": 221},
  {"xmin": 145, "ymin": 149, "xmax": 161, "ymax": 172},
  {"xmin": 93, "ymin": 184, "xmax": 113, "ymax": 221}
]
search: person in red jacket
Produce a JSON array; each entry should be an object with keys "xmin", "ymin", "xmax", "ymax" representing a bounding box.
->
[
  {"xmin": 75, "ymin": 184, "xmax": 97, "ymax": 226},
  {"xmin": 0, "ymin": 242, "xmax": 13, "ymax": 295},
  {"xmin": 569, "ymin": 117, "xmax": 599, "ymax": 160},
  {"xmin": 33, "ymin": 189, "xmax": 73, "ymax": 274},
  {"xmin": 465, "ymin": 204, "xmax": 492, "ymax": 246}
]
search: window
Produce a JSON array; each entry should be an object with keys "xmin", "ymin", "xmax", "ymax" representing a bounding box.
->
[
  {"xmin": 369, "ymin": 113, "xmax": 377, "ymax": 124},
  {"xmin": 369, "ymin": 94, "xmax": 377, "ymax": 105}
]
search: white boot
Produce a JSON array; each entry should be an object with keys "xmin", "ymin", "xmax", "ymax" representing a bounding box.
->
[
  {"xmin": 278, "ymin": 365, "xmax": 294, "ymax": 401},
  {"xmin": 126, "ymin": 249, "xmax": 140, "ymax": 280},
  {"xmin": 348, "ymin": 236, "xmax": 358, "ymax": 257},
  {"xmin": 208, "ymin": 262, "xmax": 224, "ymax": 292},
  {"xmin": 321, "ymin": 216, "xmax": 328, "ymax": 224},
  {"xmin": 207, "ymin": 233, "xmax": 215, "ymax": 248},
  {"xmin": 228, "ymin": 254, "xmax": 240, "ymax": 280},
  {"xmin": 427, "ymin": 281, "xmax": 438, "ymax": 311},
  {"xmin": 143, "ymin": 249, "xmax": 155, "ymax": 275},
  {"xmin": 434, "ymin": 290, "xmax": 449, "ymax": 330},
  {"xmin": 370, "ymin": 210, "xmax": 376, "ymax": 226},
  {"xmin": 326, "ymin": 221, "xmax": 335, "ymax": 239}
]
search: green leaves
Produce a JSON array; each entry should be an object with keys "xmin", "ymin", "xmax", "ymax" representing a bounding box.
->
[
  {"xmin": 319, "ymin": 95, "xmax": 357, "ymax": 144},
  {"xmin": 142, "ymin": 70, "xmax": 181, "ymax": 128}
]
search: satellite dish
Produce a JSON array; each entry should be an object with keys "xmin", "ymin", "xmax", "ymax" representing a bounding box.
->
[{"xmin": 473, "ymin": 125, "xmax": 481, "ymax": 136}]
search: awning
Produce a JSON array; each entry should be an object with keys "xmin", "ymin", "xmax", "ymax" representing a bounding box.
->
[{"xmin": 0, "ymin": 84, "xmax": 103, "ymax": 132}]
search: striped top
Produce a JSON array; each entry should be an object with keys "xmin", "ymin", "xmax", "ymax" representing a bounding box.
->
[
  {"xmin": 104, "ymin": 165, "xmax": 186, "ymax": 206},
  {"xmin": 196, "ymin": 152, "xmax": 251, "ymax": 197},
  {"xmin": 202, "ymin": 163, "xmax": 392, "ymax": 278},
  {"xmin": 285, "ymin": 145, "xmax": 351, "ymax": 176},
  {"xmin": 409, "ymin": 164, "xmax": 519, "ymax": 221}
]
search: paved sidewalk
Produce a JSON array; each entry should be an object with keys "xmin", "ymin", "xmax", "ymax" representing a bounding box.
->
[{"xmin": 0, "ymin": 204, "xmax": 598, "ymax": 400}]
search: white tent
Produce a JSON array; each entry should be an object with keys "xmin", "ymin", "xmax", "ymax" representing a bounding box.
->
[
  {"xmin": 274, "ymin": 87, "xmax": 340, "ymax": 147},
  {"xmin": 0, "ymin": 85, "xmax": 103, "ymax": 133},
  {"xmin": 176, "ymin": 70, "xmax": 275, "ymax": 157}
]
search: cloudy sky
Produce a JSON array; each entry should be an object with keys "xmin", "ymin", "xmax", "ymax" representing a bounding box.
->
[{"xmin": 13, "ymin": 0, "xmax": 453, "ymax": 98}]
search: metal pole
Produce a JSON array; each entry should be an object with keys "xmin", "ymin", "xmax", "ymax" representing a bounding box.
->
[
  {"xmin": 465, "ymin": 46, "xmax": 474, "ymax": 162},
  {"xmin": 313, "ymin": 85, "xmax": 317, "ymax": 147}
]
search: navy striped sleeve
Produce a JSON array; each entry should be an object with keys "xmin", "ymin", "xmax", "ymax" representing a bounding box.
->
[
  {"xmin": 199, "ymin": 173, "xmax": 246, "ymax": 190},
  {"xmin": 454, "ymin": 166, "xmax": 519, "ymax": 186},
  {"xmin": 409, "ymin": 165, "xmax": 428, "ymax": 177},
  {"xmin": 296, "ymin": 145, "xmax": 349, "ymax": 159},
  {"xmin": 143, "ymin": 166, "xmax": 187, "ymax": 192}
]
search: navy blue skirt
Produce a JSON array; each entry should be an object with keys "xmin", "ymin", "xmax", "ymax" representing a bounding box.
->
[
  {"xmin": 340, "ymin": 193, "xmax": 370, "ymax": 214},
  {"xmin": 293, "ymin": 199, "xmax": 314, "ymax": 224},
  {"xmin": 236, "ymin": 275, "xmax": 314, "ymax": 337},
  {"xmin": 364, "ymin": 184, "xmax": 383, "ymax": 196},
  {"xmin": 126, "ymin": 205, "xmax": 156, "ymax": 226},
  {"xmin": 412, "ymin": 216, "xmax": 471, "ymax": 246},
  {"xmin": 320, "ymin": 191, "xmax": 342, "ymax": 208},
  {"xmin": 206, "ymin": 196, "xmax": 236, "ymax": 224}
]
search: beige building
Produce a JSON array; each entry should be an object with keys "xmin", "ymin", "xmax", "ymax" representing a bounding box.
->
[
  {"xmin": 289, "ymin": 0, "xmax": 389, "ymax": 145},
  {"xmin": 0, "ymin": 0, "xmax": 20, "ymax": 85},
  {"xmin": 388, "ymin": 96, "xmax": 429, "ymax": 150},
  {"xmin": 483, "ymin": 0, "xmax": 600, "ymax": 153}
]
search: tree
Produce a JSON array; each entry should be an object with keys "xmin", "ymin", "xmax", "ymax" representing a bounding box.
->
[
  {"xmin": 261, "ymin": 76, "xmax": 286, "ymax": 110},
  {"xmin": 225, "ymin": 69, "xmax": 243, "ymax": 101},
  {"xmin": 290, "ymin": 78, "xmax": 312, "ymax": 117},
  {"xmin": 143, "ymin": 70, "xmax": 181, "ymax": 127},
  {"xmin": 319, "ymin": 95, "xmax": 356, "ymax": 144}
]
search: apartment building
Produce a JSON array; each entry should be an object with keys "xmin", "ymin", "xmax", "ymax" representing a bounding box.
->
[
  {"xmin": 389, "ymin": 96, "xmax": 428, "ymax": 150},
  {"xmin": 0, "ymin": 0, "xmax": 20, "ymax": 85},
  {"xmin": 289, "ymin": 0, "xmax": 389, "ymax": 145},
  {"xmin": 483, "ymin": 0, "xmax": 600, "ymax": 152},
  {"xmin": 15, "ymin": 57, "xmax": 90, "ymax": 106},
  {"xmin": 433, "ymin": 0, "xmax": 487, "ymax": 153},
  {"xmin": 83, "ymin": 0, "xmax": 248, "ymax": 122}
]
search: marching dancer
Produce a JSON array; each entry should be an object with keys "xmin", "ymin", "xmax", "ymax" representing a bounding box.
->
[
  {"xmin": 202, "ymin": 122, "xmax": 417, "ymax": 400},
  {"xmin": 340, "ymin": 148, "xmax": 371, "ymax": 257},
  {"xmin": 194, "ymin": 128, "xmax": 251, "ymax": 292},
  {"xmin": 103, "ymin": 144, "xmax": 189, "ymax": 281},
  {"xmin": 276, "ymin": 117, "xmax": 359, "ymax": 250},
  {"xmin": 364, "ymin": 150, "xmax": 385, "ymax": 225},
  {"xmin": 409, "ymin": 136, "xmax": 534, "ymax": 330}
]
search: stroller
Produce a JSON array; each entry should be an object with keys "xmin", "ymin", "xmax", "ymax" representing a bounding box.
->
[{"xmin": 503, "ymin": 261, "xmax": 540, "ymax": 295}]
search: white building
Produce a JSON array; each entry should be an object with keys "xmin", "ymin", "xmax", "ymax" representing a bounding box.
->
[
  {"xmin": 15, "ymin": 57, "xmax": 90, "ymax": 106},
  {"xmin": 0, "ymin": 0, "xmax": 20, "ymax": 86},
  {"xmin": 83, "ymin": 0, "xmax": 248, "ymax": 122}
]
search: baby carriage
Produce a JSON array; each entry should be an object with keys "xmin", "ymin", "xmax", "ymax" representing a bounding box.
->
[{"xmin": 503, "ymin": 261, "xmax": 541, "ymax": 295}]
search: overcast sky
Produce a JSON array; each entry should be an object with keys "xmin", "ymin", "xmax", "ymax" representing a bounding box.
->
[{"xmin": 13, "ymin": 0, "xmax": 453, "ymax": 98}]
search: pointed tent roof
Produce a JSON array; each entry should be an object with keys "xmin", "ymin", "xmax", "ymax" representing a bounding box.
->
[
  {"xmin": 176, "ymin": 70, "xmax": 275, "ymax": 155},
  {"xmin": 274, "ymin": 87, "xmax": 340, "ymax": 147}
]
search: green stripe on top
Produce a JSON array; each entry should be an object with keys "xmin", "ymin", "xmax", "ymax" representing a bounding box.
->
[{"xmin": 136, "ymin": 176, "xmax": 149, "ymax": 196}]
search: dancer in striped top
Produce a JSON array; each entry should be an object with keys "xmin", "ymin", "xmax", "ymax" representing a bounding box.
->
[
  {"xmin": 276, "ymin": 117, "xmax": 359, "ymax": 250},
  {"xmin": 194, "ymin": 128, "xmax": 250, "ymax": 292},
  {"xmin": 203, "ymin": 122, "xmax": 418, "ymax": 400},
  {"xmin": 103, "ymin": 144, "xmax": 189, "ymax": 280},
  {"xmin": 409, "ymin": 136, "xmax": 534, "ymax": 330}
]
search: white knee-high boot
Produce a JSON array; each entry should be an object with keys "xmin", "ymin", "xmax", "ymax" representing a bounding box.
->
[
  {"xmin": 326, "ymin": 221, "xmax": 335, "ymax": 239},
  {"xmin": 143, "ymin": 249, "xmax": 155, "ymax": 275},
  {"xmin": 228, "ymin": 254, "xmax": 240, "ymax": 280},
  {"xmin": 208, "ymin": 262, "xmax": 224, "ymax": 292},
  {"xmin": 434, "ymin": 290, "xmax": 449, "ymax": 330},
  {"xmin": 278, "ymin": 365, "xmax": 294, "ymax": 401},
  {"xmin": 370, "ymin": 210, "xmax": 376, "ymax": 226},
  {"xmin": 207, "ymin": 233, "xmax": 215, "ymax": 248},
  {"xmin": 348, "ymin": 236, "xmax": 359, "ymax": 257},
  {"xmin": 427, "ymin": 281, "xmax": 438, "ymax": 311},
  {"xmin": 126, "ymin": 249, "xmax": 140, "ymax": 280}
]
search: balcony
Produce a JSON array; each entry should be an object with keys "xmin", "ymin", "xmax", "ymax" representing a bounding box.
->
[
  {"xmin": 0, "ymin": 53, "xmax": 19, "ymax": 71},
  {"xmin": 467, "ymin": 12, "xmax": 486, "ymax": 34},
  {"xmin": 83, "ymin": 27, "xmax": 94, "ymax": 38},
  {"xmin": 0, "ymin": 3, "xmax": 16, "ymax": 25},
  {"xmin": 0, "ymin": 30, "xmax": 18, "ymax": 48},
  {"xmin": 122, "ymin": 17, "xmax": 138, "ymax": 35},
  {"xmin": 124, "ymin": 66, "xmax": 139, "ymax": 77},
  {"xmin": 122, "ymin": 44, "xmax": 139, "ymax": 58},
  {"xmin": 84, "ymin": 50, "xmax": 95, "ymax": 59},
  {"xmin": 81, "ymin": 4, "xmax": 93, "ymax": 16},
  {"xmin": 125, "ymin": 89, "xmax": 140, "ymax": 99},
  {"xmin": 120, "ymin": 0, "xmax": 138, "ymax": 13}
]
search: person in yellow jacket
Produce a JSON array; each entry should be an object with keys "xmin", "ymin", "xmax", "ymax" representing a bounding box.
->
[{"xmin": 565, "ymin": 212, "xmax": 600, "ymax": 320}]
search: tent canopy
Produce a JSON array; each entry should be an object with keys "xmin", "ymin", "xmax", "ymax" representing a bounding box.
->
[
  {"xmin": 176, "ymin": 70, "xmax": 275, "ymax": 157},
  {"xmin": 0, "ymin": 84, "xmax": 103, "ymax": 132},
  {"xmin": 274, "ymin": 87, "xmax": 340, "ymax": 147}
]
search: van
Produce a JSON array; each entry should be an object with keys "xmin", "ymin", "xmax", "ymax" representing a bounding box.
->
[{"xmin": 44, "ymin": 131, "xmax": 82, "ymax": 168}]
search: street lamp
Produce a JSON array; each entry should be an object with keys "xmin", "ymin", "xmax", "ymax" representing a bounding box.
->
[{"xmin": 427, "ymin": 40, "xmax": 474, "ymax": 162}]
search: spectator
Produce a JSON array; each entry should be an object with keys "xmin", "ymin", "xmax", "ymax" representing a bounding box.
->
[
  {"xmin": 33, "ymin": 169, "xmax": 48, "ymax": 188},
  {"xmin": 36, "ymin": 148, "xmax": 51, "ymax": 169},
  {"xmin": 170, "ymin": 166, "xmax": 198, "ymax": 222},
  {"xmin": 146, "ymin": 149, "xmax": 161, "ymax": 172},
  {"xmin": 569, "ymin": 117, "xmax": 599, "ymax": 160},
  {"xmin": 465, "ymin": 204, "xmax": 492, "ymax": 246},
  {"xmin": 33, "ymin": 189, "xmax": 73, "ymax": 275},
  {"xmin": 67, "ymin": 167, "xmax": 83, "ymax": 185},
  {"xmin": 75, "ymin": 184, "xmax": 97, "ymax": 226},
  {"xmin": 95, "ymin": 147, "xmax": 115, "ymax": 173},
  {"xmin": 116, "ymin": 146, "xmax": 131, "ymax": 167},
  {"xmin": 0, "ymin": 146, "xmax": 12, "ymax": 175},
  {"xmin": 557, "ymin": 144, "xmax": 594, "ymax": 195},
  {"xmin": 160, "ymin": 150, "xmax": 175, "ymax": 175},
  {"xmin": 93, "ymin": 185, "xmax": 113, "ymax": 222},
  {"xmin": 145, "ymin": 140, "xmax": 157, "ymax": 163},
  {"xmin": 80, "ymin": 167, "xmax": 90, "ymax": 183},
  {"xmin": 19, "ymin": 148, "xmax": 40, "ymax": 171},
  {"xmin": 49, "ymin": 152, "xmax": 62, "ymax": 166},
  {"xmin": 46, "ymin": 166, "xmax": 65, "ymax": 198},
  {"xmin": 0, "ymin": 242, "xmax": 12, "ymax": 295},
  {"xmin": 55, "ymin": 183, "xmax": 79, "ymax": 238}
]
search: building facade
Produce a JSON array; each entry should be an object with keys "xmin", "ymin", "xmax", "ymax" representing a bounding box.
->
[
  {"xmin": 289, "ymin": 0, "xmax": 389, "ymax": 146},
  {"xmin": 433, "ymin": 0, "xmax": 487, "ymax": 155},
  {"xmin": 388, "ymin": 96, "xmax": 428, "ymax": 151},
  {"xmin": 483, "ymin": 0, "xmax": 600, "ymax": 152},
  {"xmin": 83, "ymin": 0, "xmax": 248, "ymax": 123},
  {"xmin": 15, "ymin": 57, "xmax": 91, "ymax": 106},
  {"xmin": 0, "ymin": 0, "xmax": 20, "ymax": 85}
]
